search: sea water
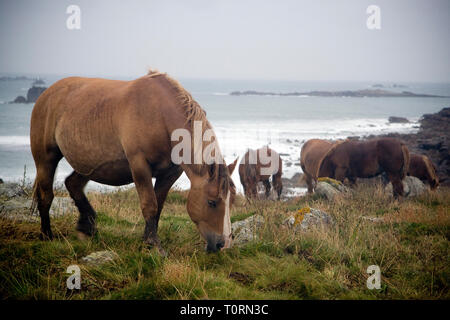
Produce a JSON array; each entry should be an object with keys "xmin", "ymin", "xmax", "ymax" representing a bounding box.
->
[{"xmin": 1, "ymin": 74, "xmax": 449, "ymax": 194}]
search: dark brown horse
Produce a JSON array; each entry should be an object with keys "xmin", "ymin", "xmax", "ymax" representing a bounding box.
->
[
  {"xmin": 30, "ymin": 71, "xmax": 238, "ymax": 253},
  {"xmin": 300, "ymin": 139, "xmax": 335, "ymax": 193},
  {"xmin": 317, "ymin": 138, "xmax": 410, "ymax": 197},
  {"xmin": 408, "ymin": 153, "xmax": 439, "ymax": 189},
  {"xmin": 238, "ymin": 147, "xmax": 283, "ymax": 200}
]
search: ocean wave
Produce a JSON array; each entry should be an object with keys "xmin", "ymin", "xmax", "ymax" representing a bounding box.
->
[{"xmin": 0, "ymin": 135, "xmax": 30, "ymax": 146}]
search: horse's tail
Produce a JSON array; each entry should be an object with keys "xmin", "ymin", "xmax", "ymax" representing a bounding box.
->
[
  {"xmin": 422, "ymin": 155, "xmax": 439, "ymax": 189},
  {"xmin": 30, "ymin": 179, "xmax": 39, "ymax": 215},
  {"xmin": 400, "ymin": 143, "xmax": 410, "ymax": 180}
]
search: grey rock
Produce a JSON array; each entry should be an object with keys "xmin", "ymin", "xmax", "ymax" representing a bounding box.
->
[
  {"xmin": 49, "ymin": 197, "xmax": 76, "ymax": 217},
  {"xmin": 388, "ymin": 116, "xmax": 410, "ymax": 123},
  {"xmin": 0, "ymin": 182, "xmax": 26, "ymax": 198},
  {"xmin": 385, "ymin": 176, "xmax": 428, "ymax": 197},
  {"xmin": 231, "ymin": 215, "xmax": 265, "ymax": 245},
  {"xmin": 359, "ymin": 216, "xmax": 384, "ymax": 223},
  {"xmin": 284, "ymin": 208, "xmax": 334, "ymax": 232},
  {"xmin": 81, "ymin": 250, "xmax": 117, "ymax": 266},
  {"xmin": 0, "ymin": 196, "xmax": 76, "ymax": 221},
  {"xmin": 315, "ymin": 180, "xmax": 348, "ymax": 200}
]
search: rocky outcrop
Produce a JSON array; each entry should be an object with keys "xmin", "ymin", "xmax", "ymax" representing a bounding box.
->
[
  {"xmin": 385, "ymin": 176, "xmax": 428, "ymax": 198},
  {"xmin": 0, "ymin": 182, "xmax": 26, "ymax": 198},
  {"xmin": 0, "ymin": 182, "xmax": 76, "ymax": 221},
  {"xmin": 26, "ymin": 86, "xmax": 46, "ymax": 103},
  {"xmin": 13, "ymin": 96, "xmax": 27, "ymax": 103},
  {"xmin": 373, "ymin": 108, "xmax": 450, "ymax": 186},
  {"xmin": 10, "ymin": 86, "xmax": 47, "ymax": 103}
]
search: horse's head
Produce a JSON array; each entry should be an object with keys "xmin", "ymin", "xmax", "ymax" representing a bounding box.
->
[{"xmin": 187, "ymin": 158, "xmax": 238, "ymax": 252}]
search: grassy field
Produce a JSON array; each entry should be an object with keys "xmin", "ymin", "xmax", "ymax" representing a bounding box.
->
[{"xmin": 0, "ymin": 184, "xmax": 449, "ymax": 300}]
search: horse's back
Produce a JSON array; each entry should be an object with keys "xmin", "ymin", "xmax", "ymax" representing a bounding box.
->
[
  {"xmin": 301, "ymin": 139, "xmax": 333, "ymax": 177},
  {"xmin": 30, "ymin": 75, "xmax": 174, "ymax": 181}
]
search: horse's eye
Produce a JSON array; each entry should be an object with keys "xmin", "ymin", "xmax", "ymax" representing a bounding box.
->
[{"xmin": 207, "ymin": 200, "xmax": 217, "ymax": 208}]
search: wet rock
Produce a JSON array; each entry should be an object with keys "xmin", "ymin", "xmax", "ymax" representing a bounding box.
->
[
  {"xmin": 81, "ymin": 250, "xmax": 117, "ymax": 266},
  {"xmin": 388, "ymin": 116, "xmax": 410, "ymax": 123},
  {"xmin": 231, "ymin": 215, "xmax": 264, "ymax": 245},
  {"xmin": 385, "ymin": 176, "xmax": 428, "ymax": 197},
  {"xmin": 285, "ymin": 207, "xmax": 334, "ymax": 232}
]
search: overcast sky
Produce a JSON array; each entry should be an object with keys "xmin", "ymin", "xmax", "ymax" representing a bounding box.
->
[{"xmin": 1, "ymin": 0, "xmax": 449, "ymax": 82}]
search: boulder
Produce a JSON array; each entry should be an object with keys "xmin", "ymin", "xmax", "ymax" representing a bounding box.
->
[
  {"xmin": 284, "ymin": 207, "xmax": 334, "ymax": 232},
  {"xmin": 388, "ymin": 116, "xmax": 410, "ymax": 123},
  {"xmin": 0, "ymin": 196, "xmax": 76, "ymax": 221},
  {"xmin": 385, "ymin": 176, "xmax": 428, "ymax": 197},
  {"xmin": 231, "ymin": 215, "xmax": 265, "ymax": 245},
  {"xmin": 315, "ymin": 178, "xmax": 348, "ymax": 200},
  {"xmin": 0, "ymin": 182, "xmax": 26, "ymax": 198},
  {"xmin": 81, "ymin": 250, "xmax": 117, "ymax": 266}
]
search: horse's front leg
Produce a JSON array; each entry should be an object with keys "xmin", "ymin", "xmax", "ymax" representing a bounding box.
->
[{"xmin": 127, "ymin": 153, "xmax": 163, "ymax": 254}]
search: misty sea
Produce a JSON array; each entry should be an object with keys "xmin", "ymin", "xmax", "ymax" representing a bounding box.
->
[{"xmin": 1, "ymin": 74, "xmax": 449, "ymax": 195}]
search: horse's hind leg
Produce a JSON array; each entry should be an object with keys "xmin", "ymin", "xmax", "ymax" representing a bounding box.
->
[
  {"xmin": 263, "ymin": 179, "xmax": 271, "ymax": 198},
  {"xmin": 272, "ymin": 174, "xmax": 283, "ymax": 200},
  {"xmin": 65, "ymin": 171, "xmax": 96, "ymax": 237},
  {"xmin": 388, "ymin": 173, "xmax": 404, "ymax": 198},
  {"xmin": 34, "ymin": 151, "xmax": 62, "ymax": 240}
]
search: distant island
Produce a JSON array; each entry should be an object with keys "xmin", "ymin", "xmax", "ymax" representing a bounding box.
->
[
  {"xmin": 0, "ymin": 76, "xmax": 39, "ymax": 81},
  {"xmin": 372, "ymin": 83, "xmax": 408, "ymax": 89},
  {"xmin": 229, "ymin": 89, "xmax": 446, "ymax": 98}
]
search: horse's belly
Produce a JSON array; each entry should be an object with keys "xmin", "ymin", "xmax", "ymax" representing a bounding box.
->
[{"xmin": 87, "ymin": 159, "xmax": 133, "ymax": 186}]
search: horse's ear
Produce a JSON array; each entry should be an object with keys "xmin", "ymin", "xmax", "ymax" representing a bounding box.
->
[{"xmin": 228, "ymin": 157, "xmax": 238, "ymax": 175}]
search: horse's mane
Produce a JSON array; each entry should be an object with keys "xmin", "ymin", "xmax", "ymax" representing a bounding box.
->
[
  {"xmin": 147, "ymin": 70, "xmax": 223, "ymax": 177},
  {"xmin": 422, "ymin": 155, "xmax": 438, "ymax": 184},
  {"xmin": 315, "ymin": 139, "xmax": 347, "ymax": 178},
  {"xmin": 147, "ymin": 69, "xmax": 208, "ymax": 129}
]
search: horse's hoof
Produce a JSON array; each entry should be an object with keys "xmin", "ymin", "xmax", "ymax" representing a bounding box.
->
[
  {"xmin": 144, "ymin": 239, "xmax": 167, "ymax": 257},
  {"xmin": 76, "ymin": 231, "xmax": 91, "ymax": 241},
  {"xmin": 39, "ymin": 231, "xmax": 53, "ymax": 241}
]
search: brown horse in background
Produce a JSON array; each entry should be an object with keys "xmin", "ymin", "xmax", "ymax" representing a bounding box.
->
[
  {"xmin": 408, "ymin": 153, "xmax": 439, "ymax": 189},
  {"xmin": 300, "ymin": 139, "xmax": 335, "ymax": 193},
  {"xmin": 239, "ymin": 147, "xmax": 283, "ymax": 200},
  {"xmin": 30, "ymin": 70, "xmax": 238, "ymax": 253},
  {"xmin": 318, "ymin": 138, "xmax": 410, "ymax": 197}
]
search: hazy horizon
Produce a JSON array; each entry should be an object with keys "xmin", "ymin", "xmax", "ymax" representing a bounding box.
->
[{"xmin": 1, "ymin": 0, "xmax": 449, "ymax": 82}]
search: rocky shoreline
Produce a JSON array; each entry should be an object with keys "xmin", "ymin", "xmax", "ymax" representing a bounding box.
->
[{"xmin": 366, "ymin": 107, "xmax": 450, "ymax": 186}]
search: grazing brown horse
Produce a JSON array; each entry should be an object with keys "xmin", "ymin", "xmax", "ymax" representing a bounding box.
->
[
  {"xmin": 239, "ymin": 147, "xmax": 283, "ymax": 200},
  {"xmin": 408, "ymin": 153, "xmax": 439, "ymax": 189},
  {"xmin": 30, "ymin": 70, "xmax": 238, "ymax": 253},
  {"xmin": 317, "ymin": 138, "xmax": 410, "ymax": 197},
  {"xmin": 300, "ymin": 139, "xmax": 335, "ymax": 193}
]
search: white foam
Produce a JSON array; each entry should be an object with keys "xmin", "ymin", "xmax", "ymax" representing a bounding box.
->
[{"xmin": 0, "ymin": 136, "xmax": 30, "ymax": 146}]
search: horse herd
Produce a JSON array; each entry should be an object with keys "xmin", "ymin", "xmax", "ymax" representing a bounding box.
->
[
  {"xmin": 239, "ymin": 137, "xmax": 438, "ymax": 201},
  {"xmin": 29, "ymin": 72, "xmax": 439, "ymax": 253}
]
